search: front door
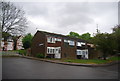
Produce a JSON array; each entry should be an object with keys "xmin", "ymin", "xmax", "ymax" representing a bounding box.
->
[{"xmin": 55, "ymin": 48, "xmax": 61, "ymax": 58}]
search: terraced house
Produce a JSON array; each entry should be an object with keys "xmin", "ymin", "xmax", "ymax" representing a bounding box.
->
[{"xmin": 31, "ymin": 31, "xmax": 93, "ymax": 59}]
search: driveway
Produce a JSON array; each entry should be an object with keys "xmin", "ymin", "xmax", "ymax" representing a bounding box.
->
[{"xmin": 2, "ymin": 57, "xmax": 119, "ymax": 79}]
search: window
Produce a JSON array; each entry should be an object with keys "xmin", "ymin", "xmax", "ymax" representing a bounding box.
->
[
  {"xmin": 69, "ymin": 40, "xmax": 75, "ymax": 46},
  {"xmin": 77, "ymin": 42, "xmax": 81, "ymax": 46},
  {"xmin": 77, "ymin": 50, "xmax": 82, "ymax": 55},
  {"xmin": 79, "ymin": 51, "xmax": 81, "ymax": 55},
  {"xmin": 64, "ymin": 39, "xmax": 75, "ymax": 46},
  {"xmin": 81, "ymin": 42, "xmax": 86, "ymax": 45},
  {"xmin": 47, "ymin": 47, "xmax": 61, "ymax": 54},
  {"xmin": 82, "ymin": 51, "xmax": 85, "ymax": 55},
  {"xmin": 50, "ymin": 49, "xmax": 52, "ymax": 53},
  {"xmin": 77, "ymin": 49, "xmax": 88, "ymax": 55},
  {"xmin": 58, "ymin": 49, "xmax": 61, "ymax": 53},
  {"xmin": 47, "ymin": 48, "xmax": 49, "ymax": 53},
  {"xmin": 47, "ymin": 37, "xmax": 55, "ymax": 43},
  {"xmin": 53, "ymin": 49, "xmax": 55, "ymax": 53},
  {"xmin": 55, "ymin": 38, "xmax": 61, "ymax": 41},
  {"xmin": 64, "ymin": 39, "xmax": 68, "ymax": 43}
]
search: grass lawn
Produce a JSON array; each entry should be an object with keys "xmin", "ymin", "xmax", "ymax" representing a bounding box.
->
[
  {"xmin": 45, "ymin": 56, "xmax": 120, "ymax": 64},
  {"xmin": 63, "ymin": 56, "xmax": 120, "ymax": 64},
  {"xmin": 63, "ymin": 59, "xmax": 108, "ymax": 64}
]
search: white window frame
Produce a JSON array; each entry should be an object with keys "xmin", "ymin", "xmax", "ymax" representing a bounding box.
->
[
  {"xmin": 47, "ymin": 37, "xmax": 55, "ymax": 43},
  {"xmin": 77, "ymin": 42, "xmax": 82, "ymax": 46},
  {"xmin": 64, "ymin": 39, "xmax": 68, "ymax": 43},
  {"xmin": 81, "ymin": 42, "xmax": 86, "ymax": 45},
  {"xmin": 47, "ymin": 47, "xmax": 61, "ymax": 54},
  {"xmin": 55, "ymin": 38, "xmax": 61, "ymax": 42},
  {"xmin": 69, "ymin": 40, "xmax": 75, "ymax": 46}
]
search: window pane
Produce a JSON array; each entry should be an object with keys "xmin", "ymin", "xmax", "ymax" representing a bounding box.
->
[
  {"xmin": 50, "ymin": 49, "xmax": 52, "ymax": 53},
  {"xmin": 47, "ymin": 48, "xmax": 49, "ymax": 53},
  {"xmin": 69, "ymin": 40, "xmax": 74, "ymax": 46}
]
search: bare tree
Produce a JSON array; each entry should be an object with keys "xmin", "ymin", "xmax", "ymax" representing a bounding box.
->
[{"xmin": 0, "ymin": 1, "xmax": 27, "ymax": 50}]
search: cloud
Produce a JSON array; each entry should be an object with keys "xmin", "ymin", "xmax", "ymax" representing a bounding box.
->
[{"xmin": 14, "ymin": 2, "xmax": 118, "ymax": 35}]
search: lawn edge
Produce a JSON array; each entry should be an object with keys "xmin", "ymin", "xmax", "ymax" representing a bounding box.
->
[{"xmin": 20, "ymin": 56, "xmax": 120, "ymax": 67}]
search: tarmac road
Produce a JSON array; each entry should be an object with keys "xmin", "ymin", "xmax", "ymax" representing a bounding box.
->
[{"xmin": 2, "ymin": 57, "xmax": 119, "ymax": 79}]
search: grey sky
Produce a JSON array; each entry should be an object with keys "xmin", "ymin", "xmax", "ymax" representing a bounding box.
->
[{"xmin": 13, "ymin": 1, "xmax": 118, "ymax": 36}]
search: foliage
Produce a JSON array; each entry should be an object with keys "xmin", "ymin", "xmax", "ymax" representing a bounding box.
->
[
  {"xmin": 108, "ymin": 56, "xmax": 120, "ymax": 61},
  {"xmin": 67, "ymin": 31, "xmax": 80, "ymax": 38},
  {"xmin": 67, "ymin": 32, "xmax": 92, "ymax": 41},
  {"xmin": 18, "ymin": 50, "xmax": 26, "ymax": 56},
  {"xmin": 92, "ymin": 33, "xmax": 117, "ymax": 60},
  {"xmin": 36, "ymin": 53, "xmax": 44, "ymax": 58},
  {"xmin": 112, "ymin": 25, "xmax": 120, "ymax": 53},
  {"xmin": 79, "ymin": 33, "xmax": 92, "ymax": 41},
  {"xmin": 22, "ymin": 33, "xmax": 33, "ymax": 49}
]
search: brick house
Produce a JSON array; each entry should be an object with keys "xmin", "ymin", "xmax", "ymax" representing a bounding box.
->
[
  {"xmin": 31, "ymin": 30, "xmax": 93, "ymax": 59},
  {"xmin": 1, "ymin": 36, "xmax": 24, "ymax": 51},
  {"xmin": 16, "ymin": 36, "xmax": 24, "ymax": 50}
]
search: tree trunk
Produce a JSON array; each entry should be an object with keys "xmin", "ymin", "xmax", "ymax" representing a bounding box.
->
[{"xmin": 13, "ymin": 37, "xmax": 17, "ymax": 50}]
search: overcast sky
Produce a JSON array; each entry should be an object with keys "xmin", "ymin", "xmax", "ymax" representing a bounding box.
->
[{"xmin": 12, "ymin": 1, "xmax": 118, "ymax": 36}]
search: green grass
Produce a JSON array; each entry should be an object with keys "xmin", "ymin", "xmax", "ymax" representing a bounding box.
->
[
  {"xmin": 17, "ymin": 50, "xmax": 26, "ymax": 55},
  {"xmin": 107, "ymin": 56, "xmax": 120, "ymax": 61},
  {"xmin": 63, "ymin": 59, "xmax": 108, "ymax": 64},
  {"xmin": 63, "ymin": 56, "xmax": 120, "ymax": 64},
  {"xmin": 45, "ymin": 56, "xmax": 120, "ymax": 64}
]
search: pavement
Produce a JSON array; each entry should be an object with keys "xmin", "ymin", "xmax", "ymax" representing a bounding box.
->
[
  {"xmin": 21, "ymin": 56, "xmax": 120, "ymax": 67},
  {"xmin": 2, "ymin": 57, "xmax": 119, "ymax": 79}
]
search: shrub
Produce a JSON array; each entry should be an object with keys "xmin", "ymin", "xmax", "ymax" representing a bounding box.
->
[
  {"xmin": 36, "ymin": 53, "xmax": 44, "ymax": 58},
  {"xmin": 18, "ymin": 50, "xmax": 26, "ymax": 56}
]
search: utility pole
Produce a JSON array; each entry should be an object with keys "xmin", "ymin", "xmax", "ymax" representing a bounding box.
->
[{"xmin": 96, "ymin": 24, "xmax": 99, "ymax": 33}]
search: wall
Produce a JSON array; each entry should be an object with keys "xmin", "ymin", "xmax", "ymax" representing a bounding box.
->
[
  {"xmin": 31, "ymin": 31, "xmax": 46, "ymax": 57},
  {"xmin": 61, "ymin": 41, "xmax": 77, "ymax": 59}
]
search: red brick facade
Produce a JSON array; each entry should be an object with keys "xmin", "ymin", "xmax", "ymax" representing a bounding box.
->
[{"xmin": 31, "ymin": 31, "xmax": 92, "ymax": 59}]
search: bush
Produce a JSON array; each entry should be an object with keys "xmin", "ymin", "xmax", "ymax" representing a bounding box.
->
[
  {"xmin": 18, "ymin": 50, "xmax": 26, "ymax": 56},
  {"xmin": 36, "ymin": 53, "xmax": 44, "ymax": 58}
]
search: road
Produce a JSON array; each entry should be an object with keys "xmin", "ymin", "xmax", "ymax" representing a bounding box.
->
[{"xmin": 2, "ymin": 57, "xmax": 119, "ymax": 79}]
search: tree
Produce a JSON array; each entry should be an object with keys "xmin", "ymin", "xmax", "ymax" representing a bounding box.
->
[
  {"xmin": 112, "ymin": 25, "xmax": 120, "ymax": 53},
  {"xmin": 79, "ymin": 33, "xmax": 92, "ymax": 41},
  {"xmin": 92, "ymin": 33, "xmax": 117, "ymax": 60},
  {"xmin": 67, "ymin": 31, "xmax": 92, "ymax": 42},
  {"xmin": 0, "ymin": 1, "xmax": 27, "ymax": 50},
  {"xmin": 22, "ymin": 33, "xmax": 33, "ymax": 49},
  {"xmin": 67, "ymin": 31, "xmax": 80, "ymax": 38}
]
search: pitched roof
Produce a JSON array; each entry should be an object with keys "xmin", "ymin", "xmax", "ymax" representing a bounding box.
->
[{"xmin": 37, "ymin": 30, "xmax": 87, "ymax": 42}]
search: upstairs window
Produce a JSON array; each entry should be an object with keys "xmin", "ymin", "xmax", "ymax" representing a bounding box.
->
[
  {"xmin": 69, "ymin": 40, "xmax": 75, "ymax": 46},
  {"xmin": 64, "ymin": 39, "xmax": 68, "ymax": 43},
  {"xmin": 55, "ymin": 38, "xmax": 61, "ymax": 42},
  {"xmin": 81, "ymin": 42, "xmax": 86, "ymax": 45},
  {"xmin": 77, "ymin": 42, "xmax": 81, "ymax": 46},
  {"xmin": 64, "ymin": 39, "xmax": 75, "ymax": 46},
  {"xmin": 47, "ymin": 37, "xmax": 55, "ymax": 43}
]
